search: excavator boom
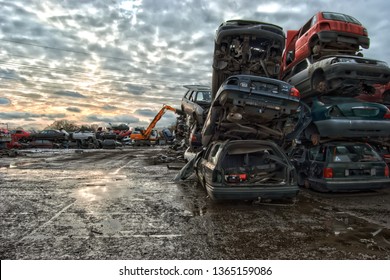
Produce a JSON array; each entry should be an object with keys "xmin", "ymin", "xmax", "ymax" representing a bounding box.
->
[{"xmin": 130, "ymin": 105, "xmax": 179, "ymax": 144}]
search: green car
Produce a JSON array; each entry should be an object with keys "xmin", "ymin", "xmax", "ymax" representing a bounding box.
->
[
  {"xmin": 291, "ymin": 141, "xmax": 390, "ymax": 192},
  {"xmin": 303, "ymin": 96, "xmax": 390, "ymax": 145}
]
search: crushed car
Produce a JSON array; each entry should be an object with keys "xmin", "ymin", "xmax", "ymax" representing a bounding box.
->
[
  {"xmin": 194, "ymin": 139, "xmax": 299, "ymax": 200},
  {"xmin": 357, "ymin": 82, "xmax": 390, "ymax": 105},
  {"xmin": 202, "ymin": 75, "xmax": 301, "ymax": 147},
  {"xmin": 212, "ymin": 20, "xmax": 285, "ymax": 99},
  {"xmin": 281, "ymin": 55, "xmax": 390, "ymax": 99},
  {"xmin": 181, "ymin": 85, "xmax": 211, "ymax": 126},
  {"xmin": 281, "ymin": 11, "xmax": 370, "ymax": 75},
  {"xmin": 290, "ymin": 141, "xmax": 390, "ymax": 192},
  {"xmin": 29, "ymin": 129, "xmax": 69, "ymax": 142},
  {"xmin": 299, "ymin": 96, "xmax": 390, "ymax": 145}
]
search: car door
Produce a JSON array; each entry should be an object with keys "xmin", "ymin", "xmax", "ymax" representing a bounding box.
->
[
  {"xmin": 295, "ymin": 15, "xmax": 317, "ymax": 62},
  {"xmin": 182, "ymin": 89, "xmax": 193, "ymax": 115}
]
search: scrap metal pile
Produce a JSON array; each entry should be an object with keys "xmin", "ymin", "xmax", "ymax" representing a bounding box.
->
[{"xmin": 177, "ymin": 13, "xmax": 390, "ymax": 200}]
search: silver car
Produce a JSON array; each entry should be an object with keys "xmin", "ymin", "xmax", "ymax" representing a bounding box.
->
[
  {"xmin": 281, "ymin": 55, "xmax": 390, "ymax": 99},
  {"xmin": 181, "ymin": 85, "xmax": 211, "ymax": 127}
]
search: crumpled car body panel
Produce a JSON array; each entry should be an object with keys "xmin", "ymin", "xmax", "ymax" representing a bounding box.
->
[
  {"xmin": 202, "ymin": 75, "xmax": 301, "ymax": 147},
  {"xmin": 212, "ymin": 20, "xmax": 285, "ymax": 98}
]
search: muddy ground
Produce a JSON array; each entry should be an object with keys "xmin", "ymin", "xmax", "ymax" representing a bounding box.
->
[{"xmin": 0, "ymin": 146, "xmax": 390, "ymax": 260}]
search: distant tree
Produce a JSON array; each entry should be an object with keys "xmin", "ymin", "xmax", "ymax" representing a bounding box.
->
[{"xmin": 45, "ymin": 120, "xmax": 80, "ymax": 132}]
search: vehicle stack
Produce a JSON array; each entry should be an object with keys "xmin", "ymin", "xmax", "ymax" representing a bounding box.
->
[{"xmin": 179, "ymin": 12, "xmax": 390, "ymax": 199}]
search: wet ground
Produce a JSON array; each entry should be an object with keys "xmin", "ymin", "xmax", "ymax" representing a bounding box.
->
[{"xmin": 1, "ymin": 147, "xmax": 390, "ymax": 259}]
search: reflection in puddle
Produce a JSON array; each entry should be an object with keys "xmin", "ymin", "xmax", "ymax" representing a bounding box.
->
[{"xmin": 78, "ymin": 185, "xmax": 108, "ymax": 201}]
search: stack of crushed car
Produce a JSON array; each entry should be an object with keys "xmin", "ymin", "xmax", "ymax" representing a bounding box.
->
[{"xmin": 179, "ymin": 12, "xmax": 390, "ymax": 200}]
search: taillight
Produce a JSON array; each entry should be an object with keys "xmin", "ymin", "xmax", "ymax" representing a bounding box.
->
[
  {"xmin": 323, "ymin": 167, "xmax": 333, "ymax": 178},
  {"xmin": 384, "ymin": 110, "xmax": 390, "ymax": 119},
  {"xmin": 225, "ymin": 174, "xmax": 247, "ymax": 183},
  {"xmin": 385, "ymin": 165, "xmax": 389, "ymax": 177},
  {"xmin": 290, "ymin": 87, "xmax": 300, "ymax": 98}
]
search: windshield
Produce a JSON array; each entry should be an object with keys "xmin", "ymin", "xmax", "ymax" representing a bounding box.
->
[
  {"xmin": 322, "ymin": 12, "xmax": 361, "ymax": 25},
  {"xmin": 330, "ymin": 144, "xmax": 382, "ymax": 163}
]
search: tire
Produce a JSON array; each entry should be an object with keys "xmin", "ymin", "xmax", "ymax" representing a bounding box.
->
[
  {"xmin": 304, "ymin": 124, "xmax": 320, "ymax": 145},
  {"xmin": 310, "ymin": 37, "xmax": 321, "ymax": 59},
  {"xmin": 312, "ymin": 72, "xmax": 328, "ymax": 94}
]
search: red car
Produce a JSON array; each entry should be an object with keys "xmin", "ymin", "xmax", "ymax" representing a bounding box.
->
[
  {"xmin": 281, "ymin": 11, "xmax": 370, "ymax": 77},
  {"xmin": 10, "ymin": 129, "xmax": 31, "ymax": 142},
  {"xmin": 357, "ymin": 82, "xmax": 390, "ymax": 105}
]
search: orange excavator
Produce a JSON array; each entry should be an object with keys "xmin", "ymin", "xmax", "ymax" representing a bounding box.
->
[{"xmin": 130, "ymin": 105, "xmax": 181, "ymax": 146}]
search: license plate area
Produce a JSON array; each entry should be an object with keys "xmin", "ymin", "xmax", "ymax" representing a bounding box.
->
[{"xmin": 345, "ymin": 169, "xmax": 375, "ymax": 176}]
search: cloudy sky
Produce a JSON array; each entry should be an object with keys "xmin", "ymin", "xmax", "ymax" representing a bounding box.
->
[{"xmin": 1, "ymin": 0, "xmax": 389, "ymax": 130}]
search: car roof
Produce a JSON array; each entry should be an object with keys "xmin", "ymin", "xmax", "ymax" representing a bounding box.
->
[
  {"xmin": 220, "ymin": 19, "xmax": 283, "ymax": 30},
  {"xmin": 316, "ymin": 55, "xmax": 386, "ymax": 64},
  {"xmin": 183, "ymin": 85, "xmax": 210, "ymax": 91}
]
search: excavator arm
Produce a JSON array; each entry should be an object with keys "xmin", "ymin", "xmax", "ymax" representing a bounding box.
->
[{"xmin": 142, "ymin": 105, "xmax": 178, "ymax": 139}]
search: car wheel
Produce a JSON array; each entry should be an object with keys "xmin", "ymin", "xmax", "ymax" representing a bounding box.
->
[
  {"xmin": 311, "ymin": 133, "xmax": 320, "ymax": 146},
  {"xmin": 304, "ymin": 125, "xmax": 320, "ymax": 145},
  {"xmin": 312, "ymin": 72, "xmax": 328, "ymax": 94}
]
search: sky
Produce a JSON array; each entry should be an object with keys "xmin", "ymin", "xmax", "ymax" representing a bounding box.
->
[{"xmin": 0, "ymin": 0, "xmax": 389, "ymax": 130}]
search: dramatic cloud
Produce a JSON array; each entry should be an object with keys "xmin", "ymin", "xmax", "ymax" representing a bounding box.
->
[
  {"xmin": 52, "ymin": 90, "xmax": 87, "ymax": 99},
  {"xmin": 0, "ymin": 97, "xmax": 11, "ymax": 105},
  {"xmin": 0, "ymin": 0, "xmax": 388, "ymax": 129},
  {"xmin": 85, "ymin": 114, "xmax": 140, "ymax": 124},
  {"xmin": 134, "ymin": 108, "xmax": 157, "ymax": 117},
  {"xmin": 66, "ymin": 107, "xmax": 82, "ymax": 113},
  {"xmin": 0, "ymin": 111, "xmax": 66, "ymax": 120}
]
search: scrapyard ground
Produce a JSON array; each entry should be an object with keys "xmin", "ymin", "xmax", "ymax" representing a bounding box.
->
[{"xmin": 0, "ymin": 146, "xmax": 389, "ymax": 260}]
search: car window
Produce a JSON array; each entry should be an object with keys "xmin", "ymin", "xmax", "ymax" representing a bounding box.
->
[
  {"xmin": 322, "ymin": 12, "xmax": 361, "ymax": 25},
  {"xmin": 310, "ymin": 146, "xmax": 325, "ymax": 161},
  {"xmin": 188, "ymin": 90, "xmax": 196, "ymax": 102},
  {"xmin": 184, "ymin": 89, "xmax": 191, "ymax": 99},
  {"xmin": 330, "ymin": 144, "xmax": 382, "ymax": 162},
  {"xmin": 311, "ymin": 15, "xmax": 317, "ymax": 26},
  {"xmin": 293, "ymin": 60, "xmax": 308, "ymax": 75},
  {"xmin": 299, "ymin": 17, "xmax": 313, "ymax": 37},
  {"xmin": 196, "ymin": 91, "xmax": 211, "ymax": 102}
]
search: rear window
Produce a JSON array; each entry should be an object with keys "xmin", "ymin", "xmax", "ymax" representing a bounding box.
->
[
  {"xmin": 322, "ymin": 12, "xmax": 361, "ymax": 25},
  {"xmin": 329, "ymin": 144, "xmax": 382, "ymax": 163},
  {"xmin": 195, "ymin": 91, "xmax": 211, "ymax": 102},
  {"xmin": 351, "ymin": 107, "xmax": 380, "ymax": 117}
]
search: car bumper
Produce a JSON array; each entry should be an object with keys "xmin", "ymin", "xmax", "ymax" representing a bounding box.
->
[
  {"xmin": 317, "ymin": 31, "xmax": 369, "ymax": 49},
  {"xmin": 215, "ymin": 27, "xmax": 284, "ymax": 45},
  {"xmin": 315, "ymin": 119, "xmax": 390, "ymax": 138},
  {"xmin": 309, "ymin": 177, "xmax": 390, "ymax": 192},
  {"xmin": 323, "ymin": 63, "xmax": 390, "ymax": 85},
  {"xmin": 205, "ymin": 183, "xmax": 299, "ymax": 200}
]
